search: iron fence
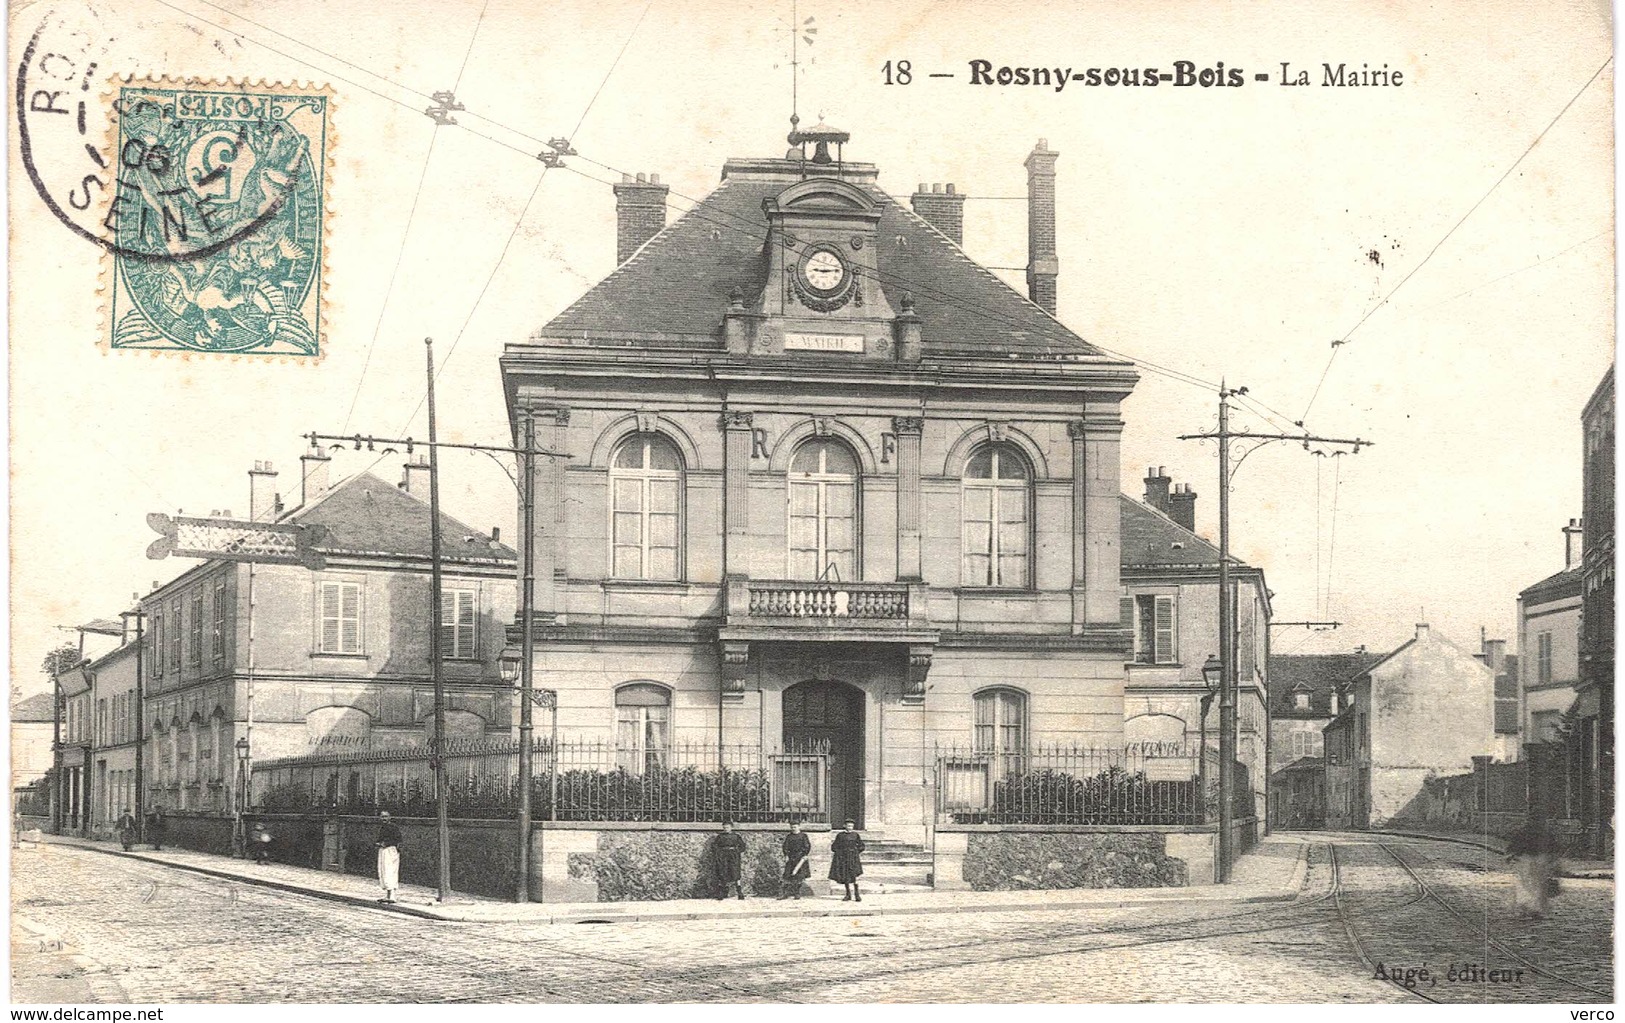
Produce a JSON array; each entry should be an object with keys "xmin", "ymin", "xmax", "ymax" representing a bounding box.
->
[
  {"xmin": 936, "ymin": 743, "xmax": 1248, "ymax": 826},
  {"xmin": 254, "ymin": 738, "xmax": 831, "ymax": 823}
]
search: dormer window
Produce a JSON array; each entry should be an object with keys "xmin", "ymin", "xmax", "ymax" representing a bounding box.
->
[{"xmin": 1294, "ymin": 692, "xmax": 1311, "ymax": 711}]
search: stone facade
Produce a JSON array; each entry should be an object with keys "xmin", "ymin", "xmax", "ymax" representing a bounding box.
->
[{"xmin": 503, "ymin": 135, "xmax": 1140, "ymax": 841}]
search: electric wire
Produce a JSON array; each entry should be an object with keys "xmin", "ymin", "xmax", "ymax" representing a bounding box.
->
[{"xmin": 1300, "ymin": 55, "xmax": 1612, "ymax": 422}]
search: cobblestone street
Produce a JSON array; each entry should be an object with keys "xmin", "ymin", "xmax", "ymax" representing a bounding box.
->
[{"xmin": 9, "ymin": 834, "xmax": 1612, "ymax": 1003}]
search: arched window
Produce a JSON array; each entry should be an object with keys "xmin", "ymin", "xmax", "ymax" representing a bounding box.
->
[
  {"xmin": 610, "ymin": 434, "xmax": 684, "ymax": 580},
  {"xmin": 788, "ymin": 439, "xmax": 858, "ymax": 581},
  {"xmin": 962, "ymin": 444, "xmax": 1030, "ymax": 587},
  {"xmin": 973, "ymin": 688, "xmax": 1027, "ymax": 757},
  {"xmin": 614, "ymin": 682, "xmax": 671, "ymax": 774}
]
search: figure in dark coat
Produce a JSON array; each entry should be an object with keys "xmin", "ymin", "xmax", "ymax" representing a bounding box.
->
[
  {"xmin": 714, "ymin": 820, "xmax": 747, "ymax": 900},
  {"xmin": 1506, "ymin": 815, "xmax": 1562, "ymax": 917},
  {"xmin": 829, "ymin": 819, "xmax": 865, "ymax": 901},
  {"xmin": 147, "ymin": 807, "xmax": 166, "ymax": 851},
  {"xmin": 780, "ymin": 822, "xmax": 812, "ymax": 900},
  {"xmin": 116, "ymin": 810, "xmax": 137, "ymax": 851}
]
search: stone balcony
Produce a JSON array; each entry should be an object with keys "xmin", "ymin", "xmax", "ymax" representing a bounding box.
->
[{"xmin": 723, "ymin": 578, "xmax": 929, "ymax": 632}]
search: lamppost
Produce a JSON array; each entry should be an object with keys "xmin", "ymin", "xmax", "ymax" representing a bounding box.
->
[
  {"xmin": 1199, "ymin": 654, "xmax": 1221, "ymax": 825},
  {"xmin": 498, "ymin": 643, "xmax": 527, "ymax": 898},
  {"xmin": 234, "ymin": 736, "xmax": 251, "ymax": 856}
]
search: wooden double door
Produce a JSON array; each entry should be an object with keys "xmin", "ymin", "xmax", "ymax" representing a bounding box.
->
[{"xmin": 782, "ymin": 679, "xmax": 865, "ymax": 827}]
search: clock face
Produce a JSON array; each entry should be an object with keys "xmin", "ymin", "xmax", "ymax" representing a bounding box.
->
[{"xmin": 802, "ymin": 249, "xmax": 847, "ymax": 293}]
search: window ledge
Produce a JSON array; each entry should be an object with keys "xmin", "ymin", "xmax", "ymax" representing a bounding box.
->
[
  {"xmin": 956, "ymin": 587, "xmax": 1038, "ymax": 597},
  {"xmin": 309, "ymin": 652, "xmax": 369, "ymax": 660},
  {"xmin": 599, "ymin": 579, "xmax": 691, "ymax": 592},
  {"xmin": 1127, "ymin": 661, "xmax": 1184, "ymax": 669}
]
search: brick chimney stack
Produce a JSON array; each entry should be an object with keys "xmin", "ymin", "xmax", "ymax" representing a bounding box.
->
[
  {"xmin": 1168, "ymin": 483, "xmax": 1198, "ymax": 532},
  {"xmin": 1024, "ymin": 139, "xmax": 1059, "ymax": 315},
  {"xmin": 248, "ymin": 461, "xmax": 279, "ymax": 522},
  {"xmin": 402, "ymin": 455, "xmax": 431, "ymax": 499},
  {"xmin": 612, "ymin": 172, "xmax": 669, "ymax": 265},
  {"xmin": 300, "ymin": 444, "xmax": 331, "ymax": 508},
  {"xmin": 1143, "ymin": 466, "xmax": 1172, "ymax": 515},
  {"xmin": 1563, "ymin": 517, "xmax": 1585, "ymax": 569},
  {"xmin": 911, "ymin": 182, "xmax": 966, "ymax": 245}
]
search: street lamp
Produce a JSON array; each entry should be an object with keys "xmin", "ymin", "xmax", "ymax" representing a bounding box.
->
[
  {"xmin": 1199, "ymin": 654, "xmax": 1221, "ymax": 825},
  {"xmin": 234, "ymin": 736, "xmax": 251, "ymax": 857},
  {"xmin": 498, "ymin": 645, "xmax": 522, "ymax": 686}
]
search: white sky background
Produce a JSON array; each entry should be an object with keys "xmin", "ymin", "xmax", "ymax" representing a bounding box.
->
[{"xmin": 6, "ymin": 0, "xmax": 1615, "ymax": 696}]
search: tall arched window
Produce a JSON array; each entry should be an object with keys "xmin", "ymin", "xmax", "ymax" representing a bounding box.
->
[
  {"xmin": 962, "ymin": 444, "xmax": 1031, "ymax": 587},
  {"xmin": 614, "ymin": 682, "xmax": 671, "ymax": 774},
  {"xmin": 973, "ymin": 687, "xmax": 1027, "ymax": 757},
  {"xmin": 788, "ymin": 439, "xmax": 858, "ymax": 580},
  {"xmin": 610, "ymin": 434, "xmax": 684, "ymax": 580}
]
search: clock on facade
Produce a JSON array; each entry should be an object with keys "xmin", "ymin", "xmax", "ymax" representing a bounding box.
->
[{"xmin": 792, "ymin": 244, "xmax": 857, "ymax": 311}]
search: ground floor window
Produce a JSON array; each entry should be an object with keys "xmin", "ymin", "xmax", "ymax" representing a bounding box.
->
[{"xmin": 615, "ymin": 683, "xmax": 670, "ymax": 774}]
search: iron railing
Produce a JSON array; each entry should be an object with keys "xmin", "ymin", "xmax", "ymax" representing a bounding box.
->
[
  {"xmin": 936, "ymin": 743, "xmax": 1248, "ymax": 826},
  {"xmin": 253, "ymin": 738, "xmax": 831, "ymax": 823}
]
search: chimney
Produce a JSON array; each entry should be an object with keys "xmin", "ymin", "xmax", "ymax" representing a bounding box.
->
[
  {"xmin": 911, "ymin": 182, "xmax": 966, "ymax": 245},
  {"xmin": 1481, "ymin": 638, "xmax": 1507, "ymax": 673},
  {"xmin": 1168, "ymin": 483, "xmax": 1198, "ymax": 532},
  {"xmin": 612, "ymin": 172, "xmax": 669, "ymax": 265},
  {"xmin": 1563, "ymin": 517, "xmax": 1585, "ymax": 569},
  {"xmin": 1024, "ymin": 139, "xmax": 1059, "ymax": 314},
  {"xmin": 402, "ymin": 455, "xmax": 431, "ymax": 499},
  {"xmin": 1415, "ymin": 623, "xmax": 1430, "ymax": 641},
  {"xmin": 300, "ymin": 444, "xmax": 332, "ymax": 507},
  {"xmin": 248, "ymin": 461, "xmax": 279, "ymax": 522},
  {"xmin": 1143, "ymin": 466, "xmax": 1172, "ymax": 514}
]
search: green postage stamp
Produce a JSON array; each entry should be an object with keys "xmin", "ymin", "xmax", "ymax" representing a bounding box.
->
[{"xmin": 106, "ymin": 80, "xmax": 331, "ymax": 358}]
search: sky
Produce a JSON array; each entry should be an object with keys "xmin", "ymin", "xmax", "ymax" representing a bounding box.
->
[{"xmin": 7, "ymin": 0, "xmax": 1615, "ymax": 697}]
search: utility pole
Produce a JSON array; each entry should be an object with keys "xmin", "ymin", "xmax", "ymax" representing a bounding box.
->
[
  {"xmin": 425, "ymin": 337, "xmax": 452, "ymax": 903},
  {"xmin": 516, "ymin": 411, "xmax": 537, "ymax": 902},
  {"xmin": 1181, "ymin": 383, "xmax": 1371, "ymax": 882},
  {"xmin": 306, "ymin": 419, "xmax": 569, "ymax": 903},
  {"xmin": 119, "ymin": 607, "xmax": 147, "ymax": 845}
]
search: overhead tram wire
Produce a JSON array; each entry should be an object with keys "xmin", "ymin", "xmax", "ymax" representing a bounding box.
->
[
  {"xmin": 395, "ymin": 0, "xmax": 656, "ymax": 438},
  {"xmin": 1324, "ymin": 453, "xmax": 1343, "ymax": 616},
  {"xmin": 1299, "ymin": 54, "xmax": 1613, "ymax": 423},
  {"xmin": 154, "ymin": 0, "xmax": 1310, "ymax": 409}
]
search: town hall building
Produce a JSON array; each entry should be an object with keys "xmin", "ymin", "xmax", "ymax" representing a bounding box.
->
[{"xmin": 501, "ymin": 124, "xmax": 1143, "ymax": 842}]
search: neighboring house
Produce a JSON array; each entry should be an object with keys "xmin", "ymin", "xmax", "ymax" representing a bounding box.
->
[
  {"xmin": 1517, "ymin": 527, "xmax": 1584, "ymax": 750},
  {"xmin": 55, "ymin": 663, "xmax": 93, "ymax": 834},
  {"xmin": 499, "ymin": 128, "xmax": 1141, "ymax": 841},
  {"xmin": 140, "ymin": 454, "xmax": 516, "ymax": 815},
  {"xmin": 11, "ymin": 692, "xmax": 57, "ymax": 790},
  {"xmin": 1577, "ymin": 365, "xmax": 1614, "ymax": 855},
  {"xmin": 1324, "ymin": 624, "xmax": 1497, "ymax": 829},
  {"xmin": 1119, "ymin": 469, "xmax": 1270, "ymax": 819},
  {"xmin": 86, "ymin": 640, "xmax": 142, "ymax": 837},
  {"xmin": 1266, "ymin": 651, "xmax": 1379, "ymax": 830}
]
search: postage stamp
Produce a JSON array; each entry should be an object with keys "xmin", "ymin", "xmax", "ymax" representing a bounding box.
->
[{"xmin": 104, "ymin": 79, "xmax": 331, "ymax": 357}]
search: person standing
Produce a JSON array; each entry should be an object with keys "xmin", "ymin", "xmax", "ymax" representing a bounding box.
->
[
  {"xmin": 829, "ymin": 818, "xmax": 865, "ymax": 902},
  {"xmin": 714, "ymin": 819, "xmax": 748, "ymax": 900},
  {"xmin": 116, "ymin": 808, "xmax": 137, "ymax": 852},
  {"xmin": 780, "ymin": 821, "xmax": 811, "ymax": 900},
  {"xmin": 1506, "ymin": 814, "xmax": 1562, "ymax": 918},
  {"xmin": 147, "ymin": 806, "xmax": 166, "ymax": 851},
  {"xmin": 251, "ymin": 823, "xmax": 274, "ymax": 864},
  {"xmin": 375, "ymin": 810, "xmax": 402, "ymax": 904}
]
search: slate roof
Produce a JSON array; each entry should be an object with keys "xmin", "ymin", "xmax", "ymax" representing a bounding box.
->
[
  {"xmin": 1520, "ymin": 565, "xmax": 1582, "ymax": 604},
  {"xmin": 12, "ymin": 692, "xmax": 55, "ymax": 722},
  {"xmin": 280, "ymin": 472, "xmax": 516, "ymax": 564},
  {"xmin": 533, "ymin": 165, "xmax": 1107, "ymax": 361},
  {"xmin": 1267, "ymin": 653, "xmax": 1382, "ymax": 718},
  {"xmin": 1119, "ymin": 496, "xmax": 1224, "ymax": 569}
]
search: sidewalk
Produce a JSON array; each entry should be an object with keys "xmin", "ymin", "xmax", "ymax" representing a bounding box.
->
[
  {"xmin": 21, "ymin": 831, "xmax": 1308, "ymax": 925},
  {"xmin": 1375, "ymin": 827, "xmax": 1615, "ymax": 879}
]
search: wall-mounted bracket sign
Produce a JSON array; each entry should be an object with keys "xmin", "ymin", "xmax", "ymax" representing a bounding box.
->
[{"xmin": 146, "ymin": 513, "xmax": 328, "ymax": 570}]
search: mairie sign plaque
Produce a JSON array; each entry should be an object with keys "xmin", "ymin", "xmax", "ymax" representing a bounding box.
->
[
  {"xmin": 784, "ymin": 332, "xmax": 864, "ymax": 353},
  {"xmin": 146, "ymin": 513, "xmax": 328, "ymax": 569}
]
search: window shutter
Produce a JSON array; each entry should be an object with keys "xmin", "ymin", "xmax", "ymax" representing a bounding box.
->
[
  {"xmin": 320, "ymin": 584, "xmax": 340, "ymax": 652},
  {"xmin": 1154, "ymin": 596, "xmax": 1176, "ymax": 663},
  {"xmin": 341, "ymin": 584, "xmax": 360, "ymax": 653}
]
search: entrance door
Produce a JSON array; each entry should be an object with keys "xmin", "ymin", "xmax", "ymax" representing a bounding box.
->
[{"xmin": 782, "ymin": 680, "xmax": 865, "ymax": 827}]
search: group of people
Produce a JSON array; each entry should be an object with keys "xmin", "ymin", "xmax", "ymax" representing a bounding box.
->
[
  {"xmin": 712, "ymin": 818, "xmax": 867, "ymax": 902},
  {"xmin": 114, "ymin": 807, "xmax": 166, "ymax": 851}
]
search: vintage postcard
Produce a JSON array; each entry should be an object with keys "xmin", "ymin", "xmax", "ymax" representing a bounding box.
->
[{"xmin": 6, "ymin": 0, "xmax": 1615, "ymax": 1011}]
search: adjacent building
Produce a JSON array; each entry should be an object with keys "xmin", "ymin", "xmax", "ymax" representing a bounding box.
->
[
  {"xmin": 140, "ymin": 455, "xmax": 516, "ymax": 815},
  {"xmin": 86, "ymin": 639, "xmax": 143, "ymax": 837},
  {"xmin": 1120, "ymin": 469, "xmax": 1270, "ymax": 817},
  {"xmin": 1324, "ymin": 624, "xmax": 1497, "ymax": 829},
  {"xmin": 1577, "ymin": 365, "xmax": 1614, "ymax": 854},
  {"xmin": 1516, "ymin": 527, "xmax": 1583, "ymax": 746},
  {"xmin": 500, "ymin": 128, "xmax": 1141, "ymax": 841},
  {"xmin": 11, "ymin": 692, "xmax": 57, "ymax": 791},
  {"xmin": 1265, "ymin": 651, "xmax": 1378, "ymax": 829}
]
